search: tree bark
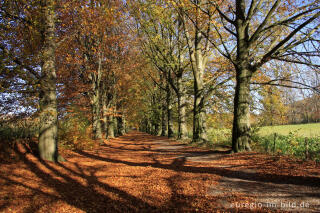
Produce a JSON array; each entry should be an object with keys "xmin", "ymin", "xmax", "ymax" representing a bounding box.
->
[
  {"xmin": 193, "ymin": 93, "xmax": 208, "ymax": 143},
  {"xmin": 192, "ymin": 59, "xmax": 208, "ymax": 143},
  {"xmin": 38, "ymin": 0, "xmax": 62, "ymax": 162},
  {"xmin": 153, "ymin": 122, "xmax": 160, "ymax": 135},
  {"xmin": 117, "ymin": 114, "xmax": 125, "ymax": 136},
  {"xmin": 151, "ymin": 94, "xmax": 160, "ymax": 135},
  {"xmin": 177, "ymin": 77, "xmax": 188, "ymax": 139},
  {"xmin": 182, "ymin": 2, "xmax": 209, "ymax": 143},
  {"xmin": 114, "ymin": 114, "xmax": 118, "ymax": 137},
  {"xmin": 166, "ymin": 74, "xmax": 174, "ymax": 138},
  {"xmin": 144, "ymin": 118, "xmax": 151, "ymax": 134},
  {"xmin": 232, "ymin": 68, "xmax": 252, "ymax": 152},
  {"xmin": 160, "ymin": 94, "xmax": 167, "ymax": 136},
  {"xmin": 232, "ymin": 4, "xmax": 253, "ymax": 152},
  {"xmin": 91, "ymin": 54, "xmax": 102, "ymax": 140},
  {"xmin": 122, "ymin": 115, "xmax": 127, "ymax": 134},
  {"xmin": 91, "ymin": 81, "xmax": 102, "ymax": 140},
  {"xmin": 107, "ymin": 109, "xmax": 115, "ymax": 138},
  {"xmin": 102, "ymin": 93, "xmax": 109, "ymax": 139}
]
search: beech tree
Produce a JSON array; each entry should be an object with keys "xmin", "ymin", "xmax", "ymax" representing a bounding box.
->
[
  {"xmin": 130, "ymin": 0, "xmax": 181, "ymax": 138},
  {"xmin": 174, "ymin": 0, "xmax": 234, "ymax": 143},
  {"xmin": 0, "ymin": 0, "xmax": 64, "ymax": 161},
  {"xmin": 131, "ymin": 0, "xmax": 234, "ymax": 141},
  {"xmin": 2, "ymin": 0, "xmax": 319, "ymax": 159},
  {"xmin": 259, "ymin": 85, "xmax": 288, "ymax": 126},
  {"xmin": 178, "ymin": 1, "xmax": 212, "ymax": 142},
  {"xmin": 56, "ymin": 0, "xmax": 127, "ymax": 140},
  {"xmin": 192, "ymin": 0, "xmax": 320, "ymax": 152},
  {"xmin": 38, "ymin": 0, "xmax": 61, "ymax": 161}
]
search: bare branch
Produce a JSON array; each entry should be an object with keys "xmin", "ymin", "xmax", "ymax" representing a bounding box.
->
[{"xmin": 0, "ymin": 44, "xmax": 40, "ymax": 79}]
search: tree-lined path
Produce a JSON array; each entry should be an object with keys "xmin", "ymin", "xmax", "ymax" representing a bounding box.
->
[
  {"xmin": 1, "ymin": 132, "xmax": 319, "ymax": 212},
  {"xmin": 1, "ymin": 0, "xmax": 320, "ymax": 212}
]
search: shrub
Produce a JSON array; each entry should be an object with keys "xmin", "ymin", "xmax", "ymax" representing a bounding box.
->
[
  {"xmin": 58, "ymin": 114, "xmax": 94, "ymax": 150},
  {"xmin": 207, "ymin": 128, "xmax": 232, "ymax": 147},
  {"xmin": 252, "ymin": 131, "xmax": 320, "ymax": 161}
]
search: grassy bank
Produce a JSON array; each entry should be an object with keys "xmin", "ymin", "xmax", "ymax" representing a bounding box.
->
[
  {"xmin": 258, "ymin": 123, "xmax": 320, "ymax": 137},
  {"xmin": 204, "ymin": 123, "xmax": 320, "ymax": 161}
]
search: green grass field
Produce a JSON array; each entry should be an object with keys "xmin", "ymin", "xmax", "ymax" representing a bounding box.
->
[{"xmin": 258, "ymin": 123, "xmax": 320, "ymax": 137}]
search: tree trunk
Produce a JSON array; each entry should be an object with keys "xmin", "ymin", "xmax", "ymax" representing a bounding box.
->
[
  {"xmin": 122, "ymin": 115, "xmax": 127, "ymax": 134},
  {"xmin": 159, "ymin": 73, "xmax": 167, "ymax": 136},
  {"xmin": 177, "ymin": 77, "xmax": 188, "ymax": 139},
  {"xmin": 192, "ymin": 65, "xmax": 208, "ymax": 143},
  {"xmin": 153, "ymin": 123, "xmax": 160, "ymax": 135},
  {"xmin": 166, "ymin": 76, "xmax": 174, "ymax": 138},
  {"xmin": 232, "ymin": 69, "xmax": 252, "ymax": 152},
  {"xmin": 91, "ymin": 54, "xmax": 102, "ymax": 140},
  {"xmin": 114, "ymin": 115, "xmax": 118, "ymax": 137},
  {"xmin": 91, "ymin": 84, "xmax": 102, "ymax": 140},
  {"xmin": 193, "ymin": 94, "xmax": 208, "ymax": 143},
  {"xmin": 190, "ymin": 19, "xmax": 208, "ymax": 143},
  {"xmin": 151, "ymin": 94, "xmax": 160, "ymax": 135},
  {"xmin": 102, "ymin": 95, "xmax": 108, "ymax": 139},
  {"xmin": 107, "ymin": 112, "xmax": 115, "ymax": 138},
  {"xmin": 144, "ymin": 118, "xmax": 151, "ymax": 134},
  {"xmin": 160, "ymin": 97, "xmax": 167, "ymax": 136},
  {"xmin": 107, "ymin": 96, "xmax": 115, "ymax": 138},
  {"xmin": 117, "ymin": 114, "xmax": 125, "ymax": 136},
  {"xmin": 38, "ymin": 0, "xmax": 62, "ymax": 162}
]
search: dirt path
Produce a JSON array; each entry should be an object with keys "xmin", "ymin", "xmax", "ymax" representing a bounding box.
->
[{"xmin": 1, "ymin": 131, "xmax": 319, "ymax": 212}]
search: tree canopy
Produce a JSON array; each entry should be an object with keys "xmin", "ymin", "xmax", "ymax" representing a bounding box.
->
[{"xmin": 1, "ymin": 0, "xmax": 319, "ymax": 160}]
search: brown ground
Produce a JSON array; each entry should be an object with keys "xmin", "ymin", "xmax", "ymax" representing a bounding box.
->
[{"xmin": 0, "ymin": 131, "xmax": 319, "ymax": 212}]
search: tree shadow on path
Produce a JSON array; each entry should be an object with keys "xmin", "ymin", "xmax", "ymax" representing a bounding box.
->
[
  {"xmin": 0, "ymin": 144, "xmax": 157, "ymax": 213},
  {"xmin": 76, "ymin": 132, "xmax": 320, "ymax": 189}
]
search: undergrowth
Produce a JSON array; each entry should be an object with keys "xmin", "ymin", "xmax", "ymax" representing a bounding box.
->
[
  {"xmin": 0, "ymin": 114, "xmax": 97, "ymax": 162},
  {"xmin": 251, "ymin": 130, "xmax": 320, "ymax": 162},
  {"xmin": 58, "ymin": 115, "xmax": 95, "ymax": 150},
  {"xmin": 184, "ymin": 127, "xmax": 319, "ymax": 162}
]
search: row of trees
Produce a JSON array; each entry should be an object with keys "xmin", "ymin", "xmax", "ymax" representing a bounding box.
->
[
  {"xmin": 56, "ymin": 0, "xmax": 133, "ymax": 141},
  {"xmin": 0, "ymin": 0, "xmax": 138, "ymax": 161},
  {"xmin": 258, "ymin": 86, "xmax": 320, "ymax": 126},
  {"xmin": 129, "ymin": 0, "xmax": 320, "ymax": 152},
  {"xmin": 1, "ymin": 0, "xmax": 62, "ymax": 161},
  {"xmin": 1, "ymin": 0, "xmax": 319, "ymax": 161}
]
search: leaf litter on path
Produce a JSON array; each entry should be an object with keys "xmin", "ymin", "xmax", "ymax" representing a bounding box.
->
[{"xmin": 0, "ymin": 131, "xmax": 319, "ymax": 212}]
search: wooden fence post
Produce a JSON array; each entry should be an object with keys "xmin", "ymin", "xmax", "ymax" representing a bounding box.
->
[
  {"xmin": 273, "ymin": 133, "xmax": 277, "ymax": 153},
  {"xmin": 305, "ymin": 137, "xmax": 309, "ymax": 160}
]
